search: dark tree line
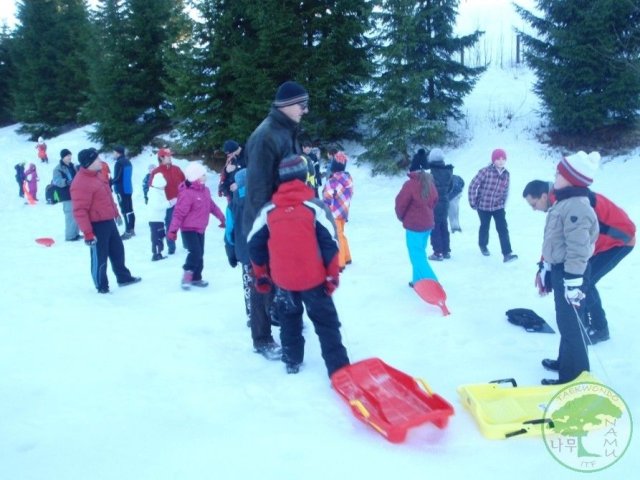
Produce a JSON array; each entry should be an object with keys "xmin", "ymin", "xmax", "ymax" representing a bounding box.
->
[{"xmin": 0, "ymin": 0, "xmax": 638, "ymax": 170}]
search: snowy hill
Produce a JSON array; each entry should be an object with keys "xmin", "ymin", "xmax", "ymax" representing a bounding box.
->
[{"xmin": 1, "ymin": 64, "xmax": 638, "ymax": 480}]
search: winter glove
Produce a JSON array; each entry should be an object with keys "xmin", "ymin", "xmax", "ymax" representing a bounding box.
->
[
  {"xmin": 84, "ymin": 232, "xmax": 96, "ymax": 246},
  {"xmin": 324, "ymin": 254, "xmax": 340, "ymax": 296},
  {"xmin": 115, "ymin": 216, "xmax": 123, "ymax": 226},
  {"xmin": 167, "ymin": 231, "xmax": 178, "ymax": 242},
  {"xmin": 252, "ymin": 263, "xmax": 272, "ymax": 294},
  {"xmin": 535, "ymin": 261, "xmax": 552, "ymax": 296},
  {"xmin": 564, "ymin": 277, "xmax": 585, "ymax": 306}
]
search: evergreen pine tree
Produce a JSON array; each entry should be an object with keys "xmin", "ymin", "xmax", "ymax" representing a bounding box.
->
[
  {"xmin": 11, "ymin": 0, "xmax": 91, "ymax": 133},
  {"xmin": 363, "ymin": 0, "xmax": 484, "ymax": 174},
  {"xmin": 87, "ymin": 0, "xmax": 185, "ymax": 152},
  {"xmin": 0, "ymin": 24, "xmax": 15, "ymax": 126},
  {"xmin": 166, "ymin": 0, "xmax": 372, "ymax": 155},
  {"xmin": 516, "ymin": 0, "xmax": 640, "ymax": 134}
]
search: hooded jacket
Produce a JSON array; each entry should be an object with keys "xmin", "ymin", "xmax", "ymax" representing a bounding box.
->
[
  {"xmin": 169, "ymin": 181, "xmax": 224, "ymax": 234},
  {"xmin": 395, "ymin": 171, "xmax": 439, "ymax": 231},
  {"xmin": 248, "ymin": 180, "xmax": 338, "ymax": 292}
]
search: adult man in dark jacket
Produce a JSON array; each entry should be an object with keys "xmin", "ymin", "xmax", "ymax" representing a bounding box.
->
[
  {"xmin": 71, "ymin": 148, "xmax": 141, "ymax": 294},
  {"xmin": 242, "ymin": 80, "xmax": 309, "ymax": 360},
  {"xmin": 112, "ymin": 145, "xmax": 136, "ymax": 239},
  {"xmin": 52, "ymin": 148, "xmax": 81, "ymax": 241}
]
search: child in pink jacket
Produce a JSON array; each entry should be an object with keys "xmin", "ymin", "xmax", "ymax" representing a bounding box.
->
[
  {"xmin": 23, "ymin": 162, "xmax": 39, "ymax": 201},
  {"xmin": 168, "ymin": 163, "xmax": 225, "ymax": 289}
]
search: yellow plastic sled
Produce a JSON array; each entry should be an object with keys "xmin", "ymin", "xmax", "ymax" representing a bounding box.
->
[{"xmin": 457, "ymin": 371, "xmax": 599, "ymax": 440}]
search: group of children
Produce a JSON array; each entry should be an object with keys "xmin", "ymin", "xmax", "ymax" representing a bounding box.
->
[{"xmin": 396, "ymin": 147, "xmax": 518, "ymax": 289}]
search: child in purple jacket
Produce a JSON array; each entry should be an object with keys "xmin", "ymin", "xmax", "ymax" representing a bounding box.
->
[{"xmin": 168, "ymin": 163, "xmax": 225, "ymax": 289}]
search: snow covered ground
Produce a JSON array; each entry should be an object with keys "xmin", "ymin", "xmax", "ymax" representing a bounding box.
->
[{"xmin": 1, "ymin": 63, "xmax": 638, "ymax": 479}]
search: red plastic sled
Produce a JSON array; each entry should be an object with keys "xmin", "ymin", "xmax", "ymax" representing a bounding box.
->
[
  {"xmin": 331, "ymin": 357, "xmax": 454, "ymax": 443},
  {"xmin": 414, "ymin": 279, "xmax": 450, "ymax": 315},
  {"xmin": 35, "ymin": 237, "xmax": 55, "ymax": 247}
]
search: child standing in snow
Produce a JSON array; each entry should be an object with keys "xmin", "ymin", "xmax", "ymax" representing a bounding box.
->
[
  {"xmin": 167, "ymin": 163, "xmax": 225, "ymax": 289},
  {"xmin": 427, "ymin": 148, "xmax": 453, "ymax": 260},
  {"xmin": 23, "ymin": 162, "xmax": 39, "ymax": 201},
  {"xmin": 468, "ymin": 148, "xmax": 518, "ymax": 262},
  {"xmin": 248, "ymin": 154, "xmax": 350, "ymax": 377},
  {"xmin": 540, "ymin": 152, "xmax": 599, "ymax": 385},
  {"xmin": 147, "ymin": 172, "xmax": 172, "ymax": 261},
  {"xmin": 323, "ymin": 150, "xmax": 353, "ymax": 271},
  {"xmin": 36, "ymin": 137, "xmax": 48, "ymax": 163},
  {"xmin": 14, "ymin": 162, "xmax": 26, "ymax": 198},
  {"xmin": 395, "ymin": 167, "xmax": 439, "ymax": 287}
]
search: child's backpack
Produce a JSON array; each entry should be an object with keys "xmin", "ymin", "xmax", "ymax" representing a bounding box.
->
[{"xmin": 45, "ymin": 183, "xmax": 60, "ymax": 205}]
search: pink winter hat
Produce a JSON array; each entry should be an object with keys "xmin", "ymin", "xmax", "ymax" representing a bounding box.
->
[{"xmin": 491, "ymin": 148, "xmax": 507, "ymax": 162}]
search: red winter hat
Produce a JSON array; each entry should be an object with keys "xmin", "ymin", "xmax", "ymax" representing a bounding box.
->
[
  {"xmin": 557, "ymin": 151, "xmax": 600, "ymax": 187},
  {"xmin": 491, "ymin": 148, "xmax": 507, "ymax": 162},
  {"xmin": 158, "ymin": 148, "xmax": 172, "ymax": 159}
]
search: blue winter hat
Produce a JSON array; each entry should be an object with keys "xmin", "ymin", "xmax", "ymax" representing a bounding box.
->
[
  {"xmin": 113, "ymin": 145, "xmax": 125, "ymax": 155},
  {"xmin": 273, "ymin": 81, "xmax": 309, "ymax": 108},
  {"xmin": 223, "ymin": 140, "xmax": 240, "ymax": 154}
]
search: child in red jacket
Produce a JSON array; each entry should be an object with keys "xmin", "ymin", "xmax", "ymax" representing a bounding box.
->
[
  {"xmin": 248, "ymin": 154, "xmax": 350, "ymax": 377},
  {"xmin": 168, "ymin": 163, "xmax": 225, "ymax": 289}
]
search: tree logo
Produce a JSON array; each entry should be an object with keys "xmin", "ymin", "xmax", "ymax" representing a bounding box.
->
[{"xmin": 542, "ymin": 381, "xmax": 632, "ymax": 472}]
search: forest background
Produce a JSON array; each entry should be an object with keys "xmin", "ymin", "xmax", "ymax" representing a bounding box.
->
[{"xmin": 0, "ymin": 0, "xmax": 639, "ymax": 172}]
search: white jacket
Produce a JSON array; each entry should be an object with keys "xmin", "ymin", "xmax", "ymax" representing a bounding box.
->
[{"xmin": 147, "ymin": 173, "xmax": 172, "ymax": 222}]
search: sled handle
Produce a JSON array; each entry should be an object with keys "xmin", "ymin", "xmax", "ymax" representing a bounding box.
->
[
  {"xmin": 349, "ymin": 399, "xmax": 370, "ymax": 418},
  {"xmin": 505, "ymin": 418, "xmax": 554, "ymax": 438},
  {"xmin": 415, "ymin": 378, "xmax": 434, "ymax": 395},
  {"xmin": 349, "ymin": 400, "xmax": 388, "ymax": 437},
  {"xmin": 489, "ymin": 378, "xmax": 518, "ymax": 387}
]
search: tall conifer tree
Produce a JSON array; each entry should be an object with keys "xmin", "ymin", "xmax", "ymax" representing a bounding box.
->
[
  {"xmin": 0, "ymin": 24, "xmax": 14, "ymax": 125},
  {"xmin": 166, "ymin": 0, "xmax": 372, "ymax": 154},
  {"xmin": 87, "ymin": 0, "xmax": 186, "ymax": 151},
  {"xmin": 11, "ymin": 0, "xmax": 91, "ymax": 132},
  {"xmin": 516, "ymin": 0, "xmax": 640, "ymax": 134},
  {"xmin": 363, "ymin": 0, "xmax": 484, "ymax": 173}
]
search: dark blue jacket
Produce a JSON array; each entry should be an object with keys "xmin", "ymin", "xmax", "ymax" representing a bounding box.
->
[{"xmin": 112, "ymin": 155, "xmax": 133, "ymax": 195}]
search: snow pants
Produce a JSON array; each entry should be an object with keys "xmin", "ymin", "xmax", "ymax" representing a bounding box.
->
[
  {"xmin": 335, "ymin": 218, "xmax": 352, "ymax": 268},
  {"xmin": 149, "ymin": 221, "xmax": 165, "ymax": 256},
  {"xmin": 89, "ymin": 219, "xmax": 134, "ymax": 291},
  {"xmin": 551, "ymin": 264, "xmax": 589, "ymax": 383},
  {"xmin": 164, "ymin": 206, "xmax": 177, "ymax": 254},
  {"xmin": 405, "ymin": 229, "xmax": 437, "ymax": 283},
  {"xmin": 477, "ymin": 208, "xmax": 513, "ymax": 255},
  {"xmin": 248, "ymin": 265, "xmax": 277, "ymax": 348},
  {"xmin": 278, "ymin": 284, "xmax": 350, "ymax": 377},
  {"xmin": 62, "ymin": 200, "xmax": 79, "ymax": 240},
  {"xmin": 117, "ymin": 193, "xmax": 135, "ymax": 233},
  {"xmin": 181, "ymin": 231, "xmax": 205, "ymax": 281},
  {"xmin": 585, "ymin": 245, "xmax": 633, "ymax": 331},
  {"xmin": 448, "ymin": 193, "xmax": 462, "ymax": 231}
]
